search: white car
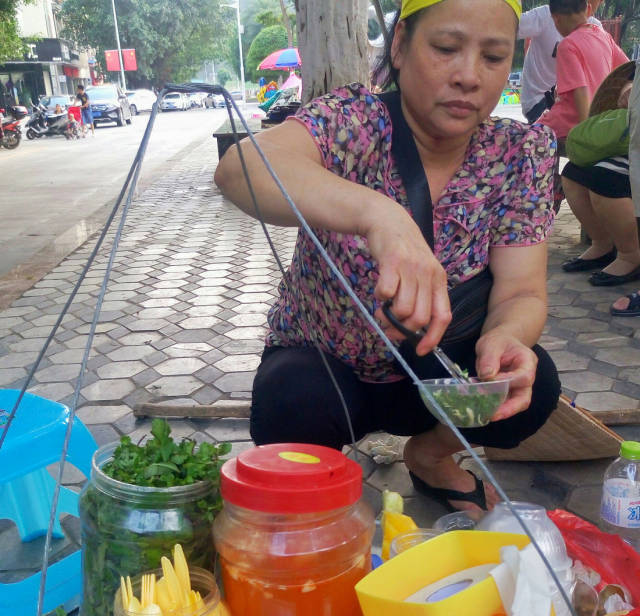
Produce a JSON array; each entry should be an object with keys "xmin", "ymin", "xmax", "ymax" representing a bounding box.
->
[
  {"xmin": 188, "ymin": 92, "xmax": 206, "ymax": 108},
  {"xmin": 126, "ymin": 89, "xmax": 157, "ymax": 115},
  {"xmin": 508, "ymin": 71, "xmax": 522, "ymax": 88},
  {"xmin": 204, "ymin": 93, "xmax": 225, "ymax": 109},
  {"xmin": 160, "ymin": 92, "xmax": 189, "ymax": 111}
]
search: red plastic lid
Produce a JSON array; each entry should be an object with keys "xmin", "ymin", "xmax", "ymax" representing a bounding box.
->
[{"xmin": 220, "ymin": 443, "xmax": 363, "ymax": 513}]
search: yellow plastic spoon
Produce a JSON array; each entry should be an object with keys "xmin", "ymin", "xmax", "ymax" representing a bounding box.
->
[
  {"xmin": 127, "ymin": 595, "xmax": 142, "ymax": 613},
  {"xmin": 155, "ymin": 576, "xmax": 176, "ymax": 614},
  {"xmin": 173, "ymin": 544, "xmax": 191, "ymax": 594},
  {"xmin": 161, "ymin": 556, "xmax": 184, "ymax": 609}
]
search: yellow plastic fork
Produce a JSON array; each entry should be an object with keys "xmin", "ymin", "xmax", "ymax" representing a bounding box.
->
[{"xmin": 141, "ymin": 573, "xmax": 157, "ymax": 607}]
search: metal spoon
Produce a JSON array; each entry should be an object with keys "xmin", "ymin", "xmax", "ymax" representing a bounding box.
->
[
  {"xmin": 573, "ymin": 580, "xmax": 599, "ymax": 616},
  {"xmin": 381, "ymin": 300, "xmax": 471, "ymax": 384}
]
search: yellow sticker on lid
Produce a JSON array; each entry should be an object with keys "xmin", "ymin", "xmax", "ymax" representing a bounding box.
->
[{"xmin": 279, "ymin": 451, "xmax": 321, "ymax": 464}]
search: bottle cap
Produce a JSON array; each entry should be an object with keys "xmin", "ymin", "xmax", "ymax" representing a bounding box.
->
[
  {"xmin": 620, "ymin": 441, "xmax": 640, "ymax": 460},
  {"xmin": 220, "ymin": 443, "xmax": 362, "ymax": 514}
]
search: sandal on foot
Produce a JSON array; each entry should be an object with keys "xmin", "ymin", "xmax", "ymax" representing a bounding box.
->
[
  {"xmin": 610, "ymin": 292, "xmax": 640, "ymax": 317},
  {"xmin": 562, "ymin": 249, "xmax": 616, "ymax": 272},
  {"xmin": 409, "ymin": 470, "xmax": 487, "ymax": 512}
]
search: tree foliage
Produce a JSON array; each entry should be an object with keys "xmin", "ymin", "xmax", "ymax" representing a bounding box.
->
[
  {"xmin": 245, "ymin": 24, "xmax": 288, "ymax": 82},
  {"xmin": 217, "ymin": 67, "xmax": 232, "ymax": 87},
  {"xmin": 599, "ymin": 0, "xmax": 640, "ymax": 55},
  {"xmin": 0, "ymin": 0, "xmax": 35, "ymax": 64},
  {"xmin": 59, "ymin": 0, "xmax": 233, "ymax": 87},
  {"xmin": 230, "ymin": 0, "xmax": 294, "ymax": 78}
]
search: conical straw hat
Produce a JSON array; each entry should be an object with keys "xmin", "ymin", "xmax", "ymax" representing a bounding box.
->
[
  {"xmin": 589, "ymin": 60, "xmax": 636, "ymax": 117},
  {"xmin": 485, "ymin": 395, "xmax": 622, "ymax": 462}
]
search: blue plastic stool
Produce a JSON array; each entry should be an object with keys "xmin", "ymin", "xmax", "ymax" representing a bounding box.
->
[{"xmin": 0, "ymin": 389, "xmax": 97, "ymax": 616}]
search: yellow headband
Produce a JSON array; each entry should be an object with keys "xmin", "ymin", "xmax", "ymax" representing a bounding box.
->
[{"xmin": 400, "ymin": 0, "xmax": 522, "ymax": 20}]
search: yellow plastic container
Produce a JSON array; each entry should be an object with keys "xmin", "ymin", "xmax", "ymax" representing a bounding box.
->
[{"xmin": 356, "ymin": 531, "xmax": 531, "ymax": 616}]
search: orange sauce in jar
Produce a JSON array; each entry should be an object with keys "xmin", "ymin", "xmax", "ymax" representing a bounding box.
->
[{"xmin": 214, "ymin": 444, "xmax": 375, "ymax": 616}]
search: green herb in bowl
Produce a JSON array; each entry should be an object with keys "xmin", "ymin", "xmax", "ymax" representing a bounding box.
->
[{"xmin": 418, "ymin": 378, "xmax": 510, "ymax": 428}]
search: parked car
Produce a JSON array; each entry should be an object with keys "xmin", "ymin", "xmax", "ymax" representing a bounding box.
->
[
  {"xmin": 160, "ymin": 92, "xmax": 189, "ymax": 111},
  {"xmin": 188, "ymin": 92, "xmax": 206, "ymax": 108},
  {"xmin": 204, "ymin": 93, "xmax": 225, "ymax": 109},
  {"xmin": 38, "ymin": 95, "xmax": 74, "ymax": 113},
  {"xmin": 508, "ymin": 71, "xmax": 522, "ymax": 88},
  {"xmin": 126, "ymin": 89, "xmax": 157, "ymax": 115},
  {"xmin": 86, "ymin": 84, "xmax": 133, "ymax": 126}
]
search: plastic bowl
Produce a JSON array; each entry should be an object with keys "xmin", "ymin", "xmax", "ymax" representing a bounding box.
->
[
  {"xmin": 433, "ymin": 511, "xmax": 478, "ymax": 532},
  {"xmin": 476, "ymin": 502, "xmax": 572, "ymax": 571},
  {"xmin": 418, "ymin": 378, "xmax": 510, "ymax": 428},
  {"xmin": 389, "ymin": 528, "xmax": 442, "ymax": 558}
]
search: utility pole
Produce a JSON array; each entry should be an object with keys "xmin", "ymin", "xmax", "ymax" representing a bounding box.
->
[
  {"xmin": 223, "ymin": 2, "xmax": 245, "ymax": 104},
  {"xmin": 234, "ymin": 2, "xmax": 245, "ymax": 104},
  {"xmin": 110, "ymin": 0, "xmax": 127, "ymax": 90}
]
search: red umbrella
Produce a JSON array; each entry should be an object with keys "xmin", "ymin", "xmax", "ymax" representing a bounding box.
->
[{"xmin": 258, "ymin": 47, "xmax": 301, "ymax": 70}]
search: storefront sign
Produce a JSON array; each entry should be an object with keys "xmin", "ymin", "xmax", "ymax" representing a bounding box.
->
[{"xmin": 32, "ymin": 39, "xmax": 76, "ymax": 63}]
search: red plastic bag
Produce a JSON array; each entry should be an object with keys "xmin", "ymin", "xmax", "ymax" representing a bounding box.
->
[{"xmin": 548, "ymin": 510, "xmax": 640, "ymax": 603}]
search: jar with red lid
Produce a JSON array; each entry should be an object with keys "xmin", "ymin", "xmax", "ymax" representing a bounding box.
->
[{"xmin": 213, "ymin": 443, "xmax": 375, "ymax": 616}]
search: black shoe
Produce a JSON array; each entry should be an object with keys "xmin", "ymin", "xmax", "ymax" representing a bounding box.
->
[
  {"xmin": 589, "ymin": 265, "xmax": 640, "ymax": 286},
  {"xmin": 562, "ymin": 249, "xmax": 616, "ymax": 272}
]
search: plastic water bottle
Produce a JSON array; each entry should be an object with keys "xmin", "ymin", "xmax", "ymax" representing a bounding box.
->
[{"xmin": 600, "ymin": 441, "xmax": 640, "ymax": 550}]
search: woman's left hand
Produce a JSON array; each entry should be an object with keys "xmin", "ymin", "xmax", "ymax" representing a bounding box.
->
[{"xmin": 475, "ymin": 331, "xmax": 538, "ymax": 422}]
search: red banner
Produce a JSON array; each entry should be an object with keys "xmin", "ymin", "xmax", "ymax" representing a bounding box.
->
[
  {"xmin": 122, "ymin": 48, "xmax": 137, "ymax": 71},
  {"xmin": 105, "ymin": 49, "xmax": 137, "ymax": 71},
  {"xmin": 104, "ymin": 50, "xmax": 121, "ymax": 72}
]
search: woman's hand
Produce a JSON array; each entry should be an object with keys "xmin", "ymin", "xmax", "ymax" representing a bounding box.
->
[
  {"xmin": 365, "ymin": 204, "xmax": 451, "ymax": 355},
  {"xmin": 475, "ymin": 331, "xmax": 538, "ymax": 422}
]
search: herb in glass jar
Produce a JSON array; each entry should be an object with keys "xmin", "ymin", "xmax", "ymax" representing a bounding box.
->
[{"xmin": 79, "ymin": 420, "xmax": 230, "ymax": 616}]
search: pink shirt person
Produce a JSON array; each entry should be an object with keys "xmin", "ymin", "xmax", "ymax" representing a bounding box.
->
[{"xmin": 540, "ymin": 23, "xmax": 627, "ymax": 138}]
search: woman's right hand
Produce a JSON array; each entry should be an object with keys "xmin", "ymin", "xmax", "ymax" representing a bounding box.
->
[{"xmin": 365, "ymin": 201, "xmax": 452, "ymax": 355}]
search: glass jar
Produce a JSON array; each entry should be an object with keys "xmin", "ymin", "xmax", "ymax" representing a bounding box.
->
[
  {"xmin": 213, "ymin": 443, "xmax": 375, "ymax": 616},
  {"xmin": 79, "ymin": 443, "xmax": 218, "ymax": 616},
  {"xmin": 113, "ymin": 567, "xmax": 220, "ymax": 616}
]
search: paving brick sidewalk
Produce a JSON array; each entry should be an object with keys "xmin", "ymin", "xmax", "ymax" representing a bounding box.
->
[{"xmin": 2, "ymin": 133, "xmax": 640, "ymax": 589}]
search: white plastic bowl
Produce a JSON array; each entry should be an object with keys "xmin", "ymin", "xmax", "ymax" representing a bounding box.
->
[
  {"xmin": 476, "ymin": 502, "xmax": 572, "ymax": 571},
  {"xmin": 389, "ymin": 528, "xmax": 442, "ymax": 558},
  {"xmin": 433, "ymin": 511, "xmax": 478, "ymax": 532}
]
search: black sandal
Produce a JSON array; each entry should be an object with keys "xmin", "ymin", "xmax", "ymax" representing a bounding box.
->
[
  {"xmin": 409, "ymin": 470, "xmax": 488, "ymax": 512},
  {"xmin": 610, "ymin": 292, "xmax": 640, "ymax": 317}
]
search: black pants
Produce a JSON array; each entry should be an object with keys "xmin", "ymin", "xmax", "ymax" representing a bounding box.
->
[
  {"xmin": 525, "ymin": 92, "xmax": 554, "ymax": 124},
  {"xmin": 251, "ymin": 343, "xmax": 561, "ymax": 451}
]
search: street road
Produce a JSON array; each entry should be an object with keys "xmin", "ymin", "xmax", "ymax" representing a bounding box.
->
[
  {"xmin": 0, "ymin": 101, "xmax": 521, "ymax": 305},
  {"xmin": 0, "ymin": 105, "xmax": 257, "ymax": 282}
]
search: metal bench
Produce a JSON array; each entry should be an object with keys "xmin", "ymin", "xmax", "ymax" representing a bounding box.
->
[{"xmin": 212, "ymin": 117, "xmax": 264, "ymax": 159}]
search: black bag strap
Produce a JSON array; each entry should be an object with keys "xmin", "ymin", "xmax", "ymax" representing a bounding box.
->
[{"xmin": 379, "ymin": 90, "xmax": 434, "ymax": 248}]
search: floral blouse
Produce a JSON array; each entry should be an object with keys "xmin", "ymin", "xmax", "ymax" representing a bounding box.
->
[{"xmin": 265, "ymin": 83, "xmax": 557, "ymax": 382}]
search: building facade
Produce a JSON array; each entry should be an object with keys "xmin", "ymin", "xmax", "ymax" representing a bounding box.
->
[{"xmin": 1, "ymin": 0, "xmax": 91, "ymax": 106}]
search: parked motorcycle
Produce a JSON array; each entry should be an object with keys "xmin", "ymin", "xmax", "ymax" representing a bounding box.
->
[
  {"xmin": 0, "ymin": 106, "xmax": 27, "ymax": 150},
  {"xmin": 25, "ymin": 103, "xmax": 74, "ymax": 140}
]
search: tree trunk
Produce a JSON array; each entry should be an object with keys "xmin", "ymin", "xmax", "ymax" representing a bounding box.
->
[
  {"xmin": 294, "ymin": 0, "xmax": 370, "ymax": 103},
  {"xmin": 371, "ymin": 0, "xmax": 391, "ymax": 50},
  {"xmin": 279, "ymin": 0, "xmax": 294, "ymax": 48}
]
